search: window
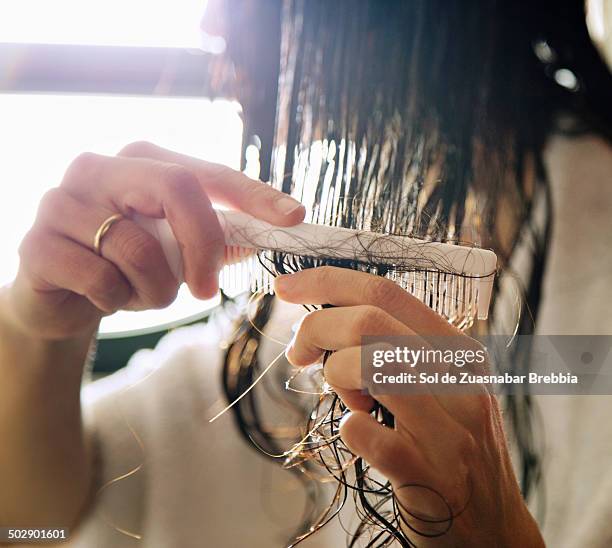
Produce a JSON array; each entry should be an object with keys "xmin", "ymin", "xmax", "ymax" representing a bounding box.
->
[
  {"xmin": 0, "ymin": 0, "xmax": 244, "ymax": 338},
  {"xmin": 0, "ymin": 0, "xmax": 208, "ymax": 48}
]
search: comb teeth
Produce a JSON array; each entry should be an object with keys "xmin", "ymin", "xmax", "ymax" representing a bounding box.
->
[
  {"xmin": 217, "ymin": 210, "xmax": 496, "ymax": 322},
  {"xmin": 135, "ymin": 211, "xmax": 497, "ymax": 324},
  {"xmin": 220, "ymin": 250, "xmax": 491, "ymax": 326}
]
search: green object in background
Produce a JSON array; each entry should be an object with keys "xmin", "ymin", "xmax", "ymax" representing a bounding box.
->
[{"xmin": 93, "ymin": 309, "xmax": 216, "ymax": 373}]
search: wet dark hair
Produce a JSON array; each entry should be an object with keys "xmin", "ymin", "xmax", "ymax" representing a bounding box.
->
[{"xmin": 220, "ymin": 0, "xmax": 612, "ymax": 544}]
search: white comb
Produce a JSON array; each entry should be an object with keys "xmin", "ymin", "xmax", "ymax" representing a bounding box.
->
[{"xmin": 135, "ymin": 211, "xmax": 497, "ymax": 322}]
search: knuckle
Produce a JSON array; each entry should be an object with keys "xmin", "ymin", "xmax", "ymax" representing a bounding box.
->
[
  {"xmin": 244, "ymin": 179, "xmax": 275, "ymax": 202},
  {"xmin": 87, "ymin": 263, "xmax": 123, "ymax": 301},
  {"xmin": 152, "ymin": 284, "xmax": 179, "ymax": 309},
  {"xmin": 206, "ymin": 163, "xmax": 231, "ymax": 179},
  {"xmin": 111, "ymin": 226, "xmax": 178, "ymax": 308},
  {"xmin": 297, "ymin": 310, "xmax": 319, "ymax": 338},
  {"xmin": 140, "ymin": 280, "xmax": 178, "ymax": 309},
  {"xmin": 63, "ymin": 152, "xmax": 102, "ymax": 185},
  {"xmin": 116, "ymin": 227, "xmax": 161, "ymax": 275},
  {"xmin": 36, "ymin": 188, "xmax": 65, "ymax": 224},
  {"xmin": 208, "ymin": 160, "xmax": 234, "ymax": 177},
  {"xmin": 365, "ymin": 276, "xmax": 399, "ymax": 305},
  {"xmin": 438, "ymin": 477, "xmax": 469, "ymax": 514},
  {"xmin": 161, "ymin": 164, "xmax": 200, "ymax": 196},
  {"xmin": 370, "ymin": 435, "xmax": 397, "ymax": 464},
  {"xmin": 457, "ymin": 431, "xmax": 479, "ymax": 457},
  {"xmin": 353, "ymin": 305, "xmax": 385, "ymax": 333},
  {"xmin": 204, "ymin": 234, "xmax": 226, "ymax": 259},
  {"xmin": 314, "ymin": 265, "xmax": 338, "ymax": 286},
  {"xmin": 462, "ymin": 393, "xmax": 495, "ymax": 438},
  {"xmin": 118, "ymin": 140, "xmax": 157, "ymax": 158},
  {"xmin": 18, "ymin": 228, "xmax": 42, "ymax": 262}
]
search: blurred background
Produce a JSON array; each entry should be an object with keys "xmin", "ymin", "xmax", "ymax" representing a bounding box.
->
[
  {"xmin": 0, "ymin": 0, "xmax": 610, "ymax": 369},
  {"xmin": 0, "ymin": 0, "xmax": 284, "ymax": 370}
]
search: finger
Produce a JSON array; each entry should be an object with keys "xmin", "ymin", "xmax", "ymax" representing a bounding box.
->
[
  {"xmin": 323, "ymin": 347, "xmax": 375, "ymax": 411},
  {"xmin": 36, "ymin": 188, "xmax": 179, "ymax": 310},
  {"xmin": 287, "ymin": 305, "xmax": 411, "ymax": 366},
  {"xmin": 339, "ymin": 411, "xmax": 418, "ymax": 485},
  {"xmin": 324, "ymin": 346, "xmax": 473, "ymax": 463},
  {"xmin": 332, "ymin": 387, "xmax": 375, "ymax": 413},
  {"xmin": 324, "ymin": 346, "xmax": 453, "ymax": 430},
  {"xmin": 275, "ymin": 267, "xmax": 460, "ymax": 337},
  {"xmin": 341, "ymin": 412, "xmax": 466, "ymax": 532},
  {"xmin": 61, "ymin": 153, "xmax": 224, "ymax": 298},
  {"xmin": 118, "ymin": 141, "xmax": 306, "ymax": 226},
  {"xmin": 19, "ymin": 229, "xmax": 131, "ymax": 314},
  {"xmin": 324, "ymin": 345, "xmax": 363, "ymax": 391}
]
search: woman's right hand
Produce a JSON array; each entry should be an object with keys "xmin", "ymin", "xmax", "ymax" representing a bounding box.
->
[{"xmin": 5, "ymin": 141, "xmax": 305, "ymax": 342}]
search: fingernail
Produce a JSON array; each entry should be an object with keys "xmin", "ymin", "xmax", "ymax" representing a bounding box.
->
[
  {"xmin": 339, "ymin": 411, "xmax": 353, "ymax": 430},
  {"xmin": 275, "ymin": 196, "xmax": 304, "ymax": 216}
]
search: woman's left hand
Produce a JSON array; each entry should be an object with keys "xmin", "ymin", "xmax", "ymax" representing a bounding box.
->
[{"xmin": 274, "ymin": 266, "xmax": 544, "ymax": 547}]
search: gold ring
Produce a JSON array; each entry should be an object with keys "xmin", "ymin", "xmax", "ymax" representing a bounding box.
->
[{"xmin": 93, "ymin": 213, "xmax": 124, "ymax": 256}]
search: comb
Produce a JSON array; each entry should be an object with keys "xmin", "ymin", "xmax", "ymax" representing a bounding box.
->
[{"xmin": 135, "ymin": 210, "xmax": 497, "ymax": 323}]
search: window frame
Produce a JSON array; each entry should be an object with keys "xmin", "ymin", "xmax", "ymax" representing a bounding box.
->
[
  {"xmin": 0, "ymin": 42, "xmax": 213, "ymax": 95},
  {"xmin": 0, "ymin": 3, "xmax": 282, "ymax": 372}
]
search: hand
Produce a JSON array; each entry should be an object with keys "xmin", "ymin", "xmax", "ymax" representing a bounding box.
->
[
  {"xmin": 7, "ymin": 142, "xmax": 305, "ymax": 341},
  {"xmin": 274, "ymin": 267, "xmax": 544, "ymax": 547}
]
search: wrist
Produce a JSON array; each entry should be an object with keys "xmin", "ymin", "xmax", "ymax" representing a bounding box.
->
[
  {"xmin": 0, "ymin": 287, "xmax": 95, "ymax": 378},
  {"xmin": 0, "ymin": 291, "xmax": 95, "ymax": 529},
  {"xmin": 1, "ymin": 282, "xmax": 96, "ymax": 339}
]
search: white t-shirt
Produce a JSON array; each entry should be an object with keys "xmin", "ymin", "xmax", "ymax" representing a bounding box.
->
[
  {"xmin": 71, "ymin": 305, "xmax": 349, "ymax": 548},
  {"xmin": 68, "ymin": 134, "xmax": 612, "ymax": 547},
  {"xmin": 533, "ymin": 134, "xmax": 612, "ymax": 548}
]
